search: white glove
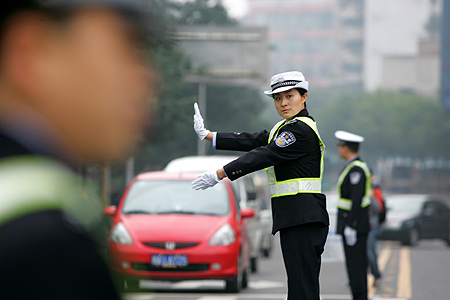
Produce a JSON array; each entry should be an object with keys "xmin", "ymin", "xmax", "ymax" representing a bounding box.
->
[
  {"xmin": 193, "ymin": 102, "xmax": 210, "ymax": 140},
  {"xmin": 344, "ymin": 226, "xmax": 357, "ymax": 246},
  {"xmin": 192, "ymin": 170, "xmax": 221, "ymax": 190}
]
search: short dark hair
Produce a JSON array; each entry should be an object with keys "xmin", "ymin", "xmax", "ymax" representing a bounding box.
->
[
  {"xmin": 296, "ymin": 88, "xmax": 307, "ymax": 96},
  {"xmin": 345, "ymin": 142, "xmax": 360, "ymax": 153},
  {"xmin": 297, "ymin": 88, "xmax": 307, "ymax": 109}
]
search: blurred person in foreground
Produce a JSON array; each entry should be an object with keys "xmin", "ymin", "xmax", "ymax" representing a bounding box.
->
[
  {"xmin": 335, "ymin": 131, "xmax": 371, "ymax": 300},
  {"xmin": 0, "ymin": 1, "xmax": 164, "ymax": 298},
  {"xmin": 192, "ymin": 71, "xmax": 329, "ymax": 300},
  {"xmin": 367, "ymin": 176, "xmax": 386, "ymax": 286}
]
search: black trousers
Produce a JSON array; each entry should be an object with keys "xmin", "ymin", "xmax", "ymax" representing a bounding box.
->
[
  {"xmin": 280, "ymin": 223, "xmax": 328, "ymax": 300},
  {"xmin": 342, "ymin": 233, "xmax": 368, "ymax": 300}
]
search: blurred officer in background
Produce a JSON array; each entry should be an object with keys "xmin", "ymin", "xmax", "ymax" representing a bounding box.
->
[
  {"xmin": 0, "ymin": 1, "xmax": 163, "ymax": 298},
  {"xmin": 192, "ymin": 71, "xmax": 329, "ymax": 300},
  {"xmin": 335, "ymin": 131, "xmax": 371, "ymax": 300}
]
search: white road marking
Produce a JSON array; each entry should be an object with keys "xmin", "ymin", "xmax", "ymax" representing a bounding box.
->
[{"xmin": 248, "ymin": 280, "xmax": 285, "ymax": 289}]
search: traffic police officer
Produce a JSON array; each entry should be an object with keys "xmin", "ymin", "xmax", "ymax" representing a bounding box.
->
[
  {"xmin": 0, "ymin": 1, "xmax": 163, "ymax": 298},
  {"xmin": 192, "ymin": 71, "xmax": 329, "ymax": 300},
  {"xmin": 335, "ymin": 130, "xmax": 372, "ymax": 300}
]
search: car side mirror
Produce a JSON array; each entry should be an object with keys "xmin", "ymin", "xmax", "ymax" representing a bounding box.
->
[
  {"xmin": 104, "ymin": 205, "xmax": 118, "ymax": 217},
  {"xmin": 240, "ymin": 208, "xmax": 255, "ymax": 219}
]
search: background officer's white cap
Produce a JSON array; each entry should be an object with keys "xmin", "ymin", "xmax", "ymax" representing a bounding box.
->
[
  {"xmin": 334, "ymin": 130, "xmax": 365, "ymax": 143},
  {"xmin": 264, "ymin": 71, "xmax": 309, "ymax": 96}
]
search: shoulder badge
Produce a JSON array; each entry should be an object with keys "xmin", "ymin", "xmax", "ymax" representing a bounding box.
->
[
  {"xmin": 275, "ymin": 131, "xmax": 296, "ymax": 147},
  {"xmin": 350, "ymin": 172, "xmax": 361, "ymax": 185}
]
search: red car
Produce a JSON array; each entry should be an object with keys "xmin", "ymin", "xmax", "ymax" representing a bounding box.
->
[{"xmin": 104, "ymin": 171, "xmax": 254, "ymax": 293}]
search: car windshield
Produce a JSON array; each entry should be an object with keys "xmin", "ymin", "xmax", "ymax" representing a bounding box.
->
[
  {"xmin": 122, "ymin": 180, "xmax": 230, "ymax": 216},
  {"xmin": 386, "ymin": 198, "xmax": 424, "ymax": 214}
]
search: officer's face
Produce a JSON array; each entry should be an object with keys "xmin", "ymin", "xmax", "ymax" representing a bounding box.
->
[
  {"xmin": 273, "ymin": 89, "xmax": 307, "ymax": 120},
  {"xmin": 338, "ymin": 143, "xmax": 350, "ymax": 160},
  {"xmin": 0, "ymin": 8, "xmax": 156, "ymax": 162}
]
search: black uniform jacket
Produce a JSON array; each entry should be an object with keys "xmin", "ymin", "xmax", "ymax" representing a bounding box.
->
[
  {"xmin": 336, "ymin": 157, "xmax": 371, "ymax": 235},
  {"xmin": 216, "ymin": 109, "xmax": 329, "ymax": 234},
  {"xmin": 0, "ymin": 131, "xmax": 120, "ymax": 300}
]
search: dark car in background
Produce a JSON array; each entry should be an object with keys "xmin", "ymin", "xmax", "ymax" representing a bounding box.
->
[{"xmin": 378, "ymin": 194, "xmax": 450, "ymax": 246}]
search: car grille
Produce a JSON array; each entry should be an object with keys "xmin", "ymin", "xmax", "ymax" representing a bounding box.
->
[
  {"xmin": 131, "ymin": 263, "xmax": 209, "ymax": 272},
  {"xmin": 142, "ymin": 242, "xmax": 199, "ymax": 249}
]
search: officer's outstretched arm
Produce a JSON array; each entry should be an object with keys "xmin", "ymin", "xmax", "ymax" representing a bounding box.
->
[{"xmin": 193, "ymin": 102, "xmax": 213, "ymax": 141}]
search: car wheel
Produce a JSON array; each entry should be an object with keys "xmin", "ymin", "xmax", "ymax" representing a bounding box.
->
[
  {"xmin": 225, "ymin": 255, "xmax": 243, "ymax": 293},
  {"xmin": 241, "ymin": 265, "xmax": 249, "ymax": 289},
  {"xmin": 403, "ymin": 228, "xmax": 419, "ymax": 246},
  {"xmin": 250, "ymin": 256, "xmax": 258, "ymax": 273},
  {"xmin": 262, "ymin": 245, "xmax": 272, "ymax": 258},
  {"xmin": 225, "ymin": 274, "xmax": 241, "ymax": 293}
]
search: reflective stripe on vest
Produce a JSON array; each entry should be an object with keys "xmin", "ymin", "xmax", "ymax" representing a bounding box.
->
[
  {"xmin": 265, "ymin": 117, "xmax": 325, "ymax": 198},
  {"xmin": 0, "ymin": 156, "xmax": 102, "ymax": 228},
  {"xmin": 337, "ymin": 160, "xmax": 372, "ymax": 210}
]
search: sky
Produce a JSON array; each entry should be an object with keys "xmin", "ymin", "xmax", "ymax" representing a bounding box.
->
[
  {"xmin": 173, "ymin": 0, "xmax": 248, "ymax": 19},
  {"xmin": 222, "ymin": 0, "xmax": 248, "ymax": 19}
]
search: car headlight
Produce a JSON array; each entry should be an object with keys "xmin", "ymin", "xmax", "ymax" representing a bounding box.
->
[
  {"xmin": 209, "ymin": 224, "xmax": 235, "ymax": 246},
  {"xmin": 386, "ymin": 219, "xmax": 402, "ymax": 229},
  {"xmin": 111, "ymin": 223, "xmax": 133, "ymax": 245}
]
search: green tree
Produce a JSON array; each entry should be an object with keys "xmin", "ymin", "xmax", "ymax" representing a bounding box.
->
[
  {"xmin": 132, "ymin": 0, "xmax": 270, "ymax": 174},
  {"xmin": 314, "ymin": 90, "xmax": 450, "ymax": 161}
]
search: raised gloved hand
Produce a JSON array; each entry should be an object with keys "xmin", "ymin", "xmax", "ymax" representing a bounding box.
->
[
  {"xmin": 344, "ymin": 226, "xmax": 357, "ymax": 246},
  {"xmin": 192, "ymin": 170, "xmax": 221, "ymax": 190},
  {"xmin": 193, "ymin": 102, "xmax": 210, "ymax": 140}
]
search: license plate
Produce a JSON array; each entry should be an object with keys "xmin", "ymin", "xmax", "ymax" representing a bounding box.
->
[{"xmin": 151, "ymin": 254, "xmax": 188, "ymax": 267}]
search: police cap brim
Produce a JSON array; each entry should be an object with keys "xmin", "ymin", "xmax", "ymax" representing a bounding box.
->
[{"xmin": 334, "ymin": 130, "xmax": 364, "ymax": 143}]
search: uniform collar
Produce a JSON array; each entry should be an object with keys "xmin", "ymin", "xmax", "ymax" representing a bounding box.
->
[
  {"xmin": 285, "ymin": 109, "xmax": 312, "ymax": 124},
  {"xmin": 295, "ymin": 108, "xmax": 309, "ymax": 118},
  {"xmin": 345, "ymin": 155, "xmax": 360, "ymax": 167}
]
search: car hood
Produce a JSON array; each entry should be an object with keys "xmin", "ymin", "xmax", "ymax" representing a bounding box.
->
[{"xmin": 121, "ymin": 214, "xmax": 229, "ymax": 243}]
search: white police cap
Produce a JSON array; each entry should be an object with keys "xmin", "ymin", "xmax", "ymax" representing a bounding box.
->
[
  {"xmin": 264, "ymin": 71, "xmax": 309, "ymax": 96},
  {"xmin": 334, "ymin": 130, "xmax": 364, "ymax": 143}
]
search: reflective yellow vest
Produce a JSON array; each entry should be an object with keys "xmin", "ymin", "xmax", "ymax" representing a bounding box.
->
[
  {"xmin": 265, "ymin": 117, "xmax": 325, "ymax": 198},
  {"xmin": 337, "ymin": 160, "xmax": 372, "ymax": 210},
  {"xmin": 0, "ymin": 156, "xmax": 103, "ymax": 230}
]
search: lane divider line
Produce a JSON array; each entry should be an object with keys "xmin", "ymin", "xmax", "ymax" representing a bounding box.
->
[
  {"xmin": 368, "ymin": 241, "xmax": 392, "ymax": 298},
  {"xmin": 397, "ymin": 246, "xmax": 412, "ymax": 299}
]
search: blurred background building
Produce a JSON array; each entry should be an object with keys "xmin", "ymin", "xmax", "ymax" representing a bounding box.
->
[
  {"xmin": 365, "ymin": 0, "xmax": 442, "ymax": 94},
  {"xmin": 242, "ymin": 0, "xmax": 443, "ymax": 95},
  {"xmin": 244, "ymin": 0, "xmax": 340, "ymax": 88}
]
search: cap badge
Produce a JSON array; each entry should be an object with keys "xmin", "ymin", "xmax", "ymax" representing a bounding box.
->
[{"xmin": 275, "ymin": 75, "xmax": 284, "ymax": 84}]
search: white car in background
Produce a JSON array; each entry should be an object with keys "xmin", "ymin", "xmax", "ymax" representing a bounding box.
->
[
  {"xmin": 322, "ymin": 191, "xmax": 344, "ymax": 262},
  {"xmin": 165, "ymin": 155, "xmax": 272, "ymax": 272}
]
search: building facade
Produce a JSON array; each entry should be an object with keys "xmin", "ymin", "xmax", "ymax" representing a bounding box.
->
[{"xmin": 243, "ymin": 0, "xmax": 442, "ymax": 94}]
